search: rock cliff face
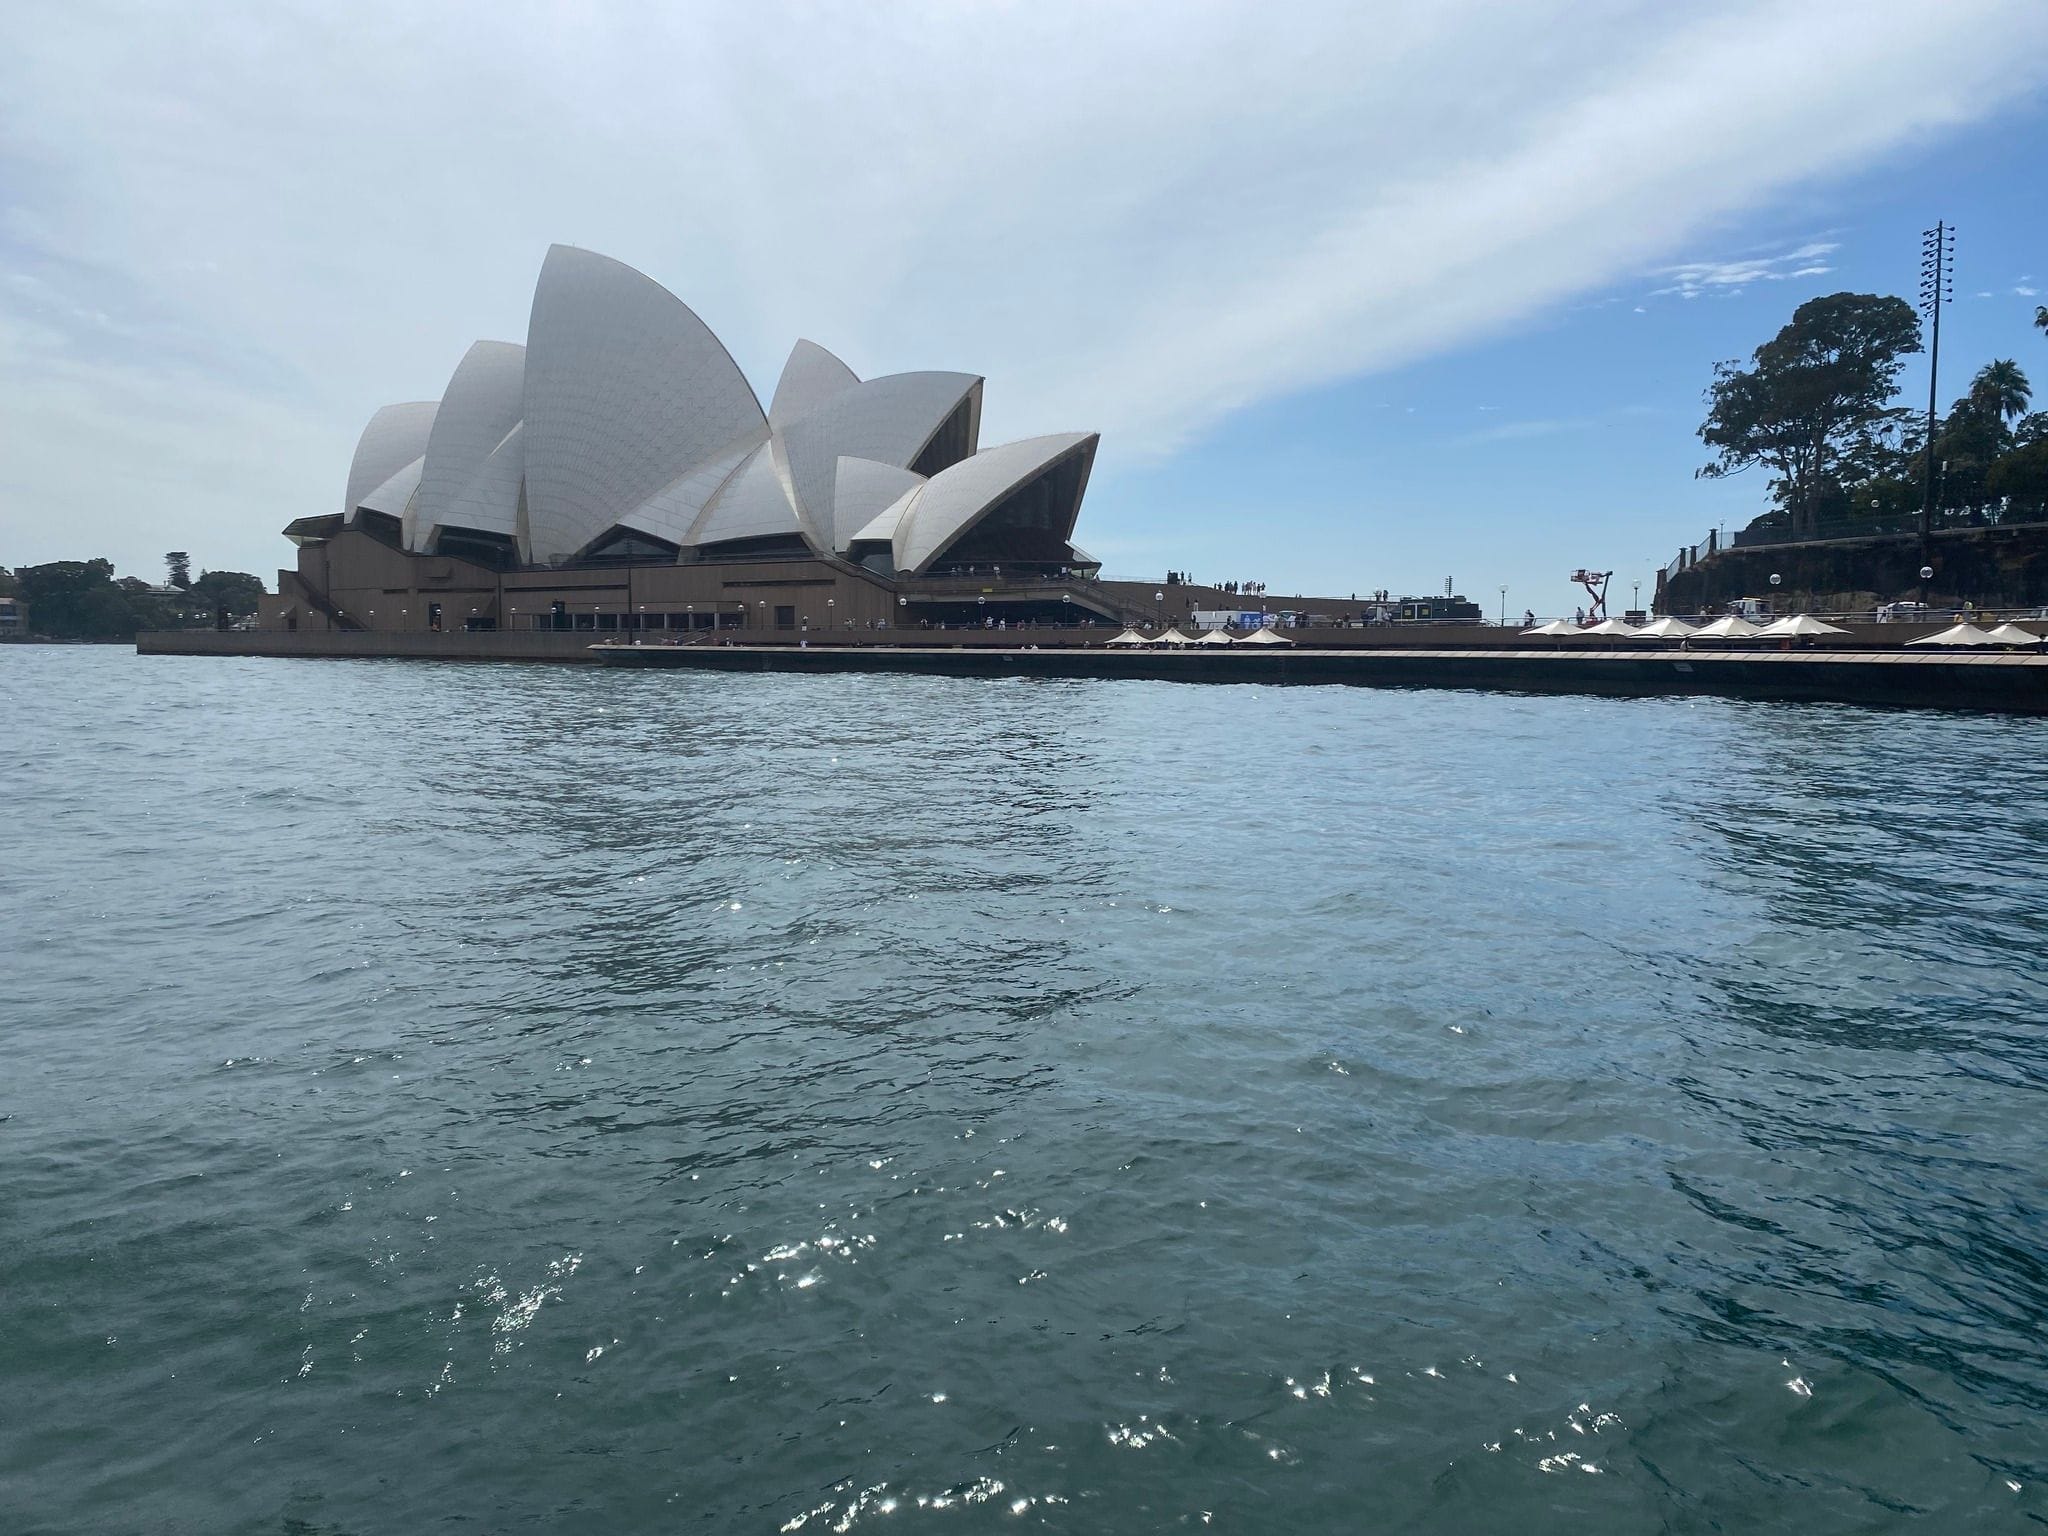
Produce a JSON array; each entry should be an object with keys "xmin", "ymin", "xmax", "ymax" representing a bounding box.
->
[{"xmin": 1660, "ymin": 524, "xmax": 2048, "ymax": 614}]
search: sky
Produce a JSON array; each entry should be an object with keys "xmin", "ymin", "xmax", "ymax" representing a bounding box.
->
[{"xmin": 2, "ymin": 0, "xmax": 2045, "ymax": 617}]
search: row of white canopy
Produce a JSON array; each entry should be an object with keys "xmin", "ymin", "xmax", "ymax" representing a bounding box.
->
[
  {"xmin": 1522, "ymin": 615, "xmax": 2047, "ymax": 646},
  {"xmin": 1105, "ymin": 626, "xmax": 1293, "ymax": 647}
]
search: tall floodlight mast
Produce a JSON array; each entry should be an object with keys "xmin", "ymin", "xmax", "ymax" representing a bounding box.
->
[{"xmin": 1918, "ymin": 221, "xmax": 1954, "ymax": 560}]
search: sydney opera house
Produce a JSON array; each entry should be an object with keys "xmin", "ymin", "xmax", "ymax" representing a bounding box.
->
[{"xmin": 260, "ymin": 245, "xmax": 1125, "ymax": 638}]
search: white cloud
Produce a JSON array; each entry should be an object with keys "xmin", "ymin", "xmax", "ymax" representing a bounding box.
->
[
  {"xmin": 1650, "ymin": 240, "xmax": 1841, "ymax": 300},
  {"xmin": 1, "ymin": 0, "xmax": 2045, "ymax": 577}
]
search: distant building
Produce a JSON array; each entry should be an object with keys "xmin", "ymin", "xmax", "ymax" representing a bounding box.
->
[
  {"xmin": 0, "ymin": 595, "xmax": 22, "ymax": 635},
  {"xmin": 116, "ymin": 578, "xmax": 185, "ymax": 600}
]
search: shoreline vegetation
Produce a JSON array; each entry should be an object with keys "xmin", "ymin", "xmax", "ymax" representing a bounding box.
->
[{"xmin": 0, "ymin": 554, "xmax": 263, "ymax": 642}]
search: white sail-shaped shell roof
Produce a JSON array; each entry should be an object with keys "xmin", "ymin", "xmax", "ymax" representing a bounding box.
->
[
  {"xmin": 778, "ymin": 372, "xmax": 982, "ymax": 552},
  {"xmin": 617, "ymin": 430, "xmax": 765, "ymax": 549},
  {"xmin": 358, "ymin": 456, "xmax": 424, "ymax": 522},
  {"xmin": 521, "ymin": 245, "xmax": 766, "ymax": 564},
  {"xmin": 329, "ymin": 245, "xmax": 1100, "ymax": 572},
  {"xmin": 413, "ymin": 341, "xmax": 526, "ymax": 551},
  {"xmin": 892, "ymin": 432, "xmax": 1097, "ymax": 574},
  {"xmin": 769, "ymin": 340, "xmax": 859, "ymax": 431},
  {"xmin": 438, "ymin": 421, "xmax": 526, "ymax": 545},
  {"xmin": 689, "ymin": 439, "xmax": 805, "ymax": 547},
  {"xmin": 345, "ymin": 402, "xmax": 438, "ymax": 517},
  {"xmin": 834, "ymin": 458, "xmax": 926, "ymax": 549}
]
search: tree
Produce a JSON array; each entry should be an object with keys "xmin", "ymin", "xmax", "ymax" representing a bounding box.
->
[
  {"xmin": 16, "ymin": 559, "xmax": 141, "ymax": 639},
  {"xmin": 1698, "ymin": 293, "xmax": 1923, "ymax": 539},
  {"xmin": 165, "ymin": 551, "xmax": 191, "ymax": 588},
  {"xmin": 2037, "ymin": 305, "xmax": 2047, "ymax": 338},
  {"xmin": 1968, "ymin": 359, "xmax": 2031, "ymax": 428},
  {"xmin": 187, "ymin": 569, "xmax": 266, "ymax": 619},
  {"xmin": 1987, "ymin": 440, "xmax": 2048, "ymax": 516}
]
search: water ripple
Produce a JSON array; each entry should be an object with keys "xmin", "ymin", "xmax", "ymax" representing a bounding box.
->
[{"xmin": 3, "ymin": 650, "xmax": 2047, "ymax": 1531}]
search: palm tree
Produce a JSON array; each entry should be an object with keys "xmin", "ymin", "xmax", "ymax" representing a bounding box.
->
[
  {"xmin": 1970, "ymin": 359, "xmax": 2031, "ymax": 427},
  {"xmin": 2038, "ymin": 304, "xmax": 2048, "ymax": 338}
]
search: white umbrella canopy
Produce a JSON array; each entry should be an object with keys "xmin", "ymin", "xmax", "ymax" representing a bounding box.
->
[
  {"xmin": 1105, "ymin": 628, "xmax": 1149, "ymax": 646},
  {"xmin": 1195, "ymin": 629, "xmax": 1235, "ymax": 645},
  {"xmin": 1983, "ymin": 623, "xmax": 2045, "ymax": 646},
  {"xmin": 1690, "ymin": 615, "xmax": 1765, "ymax": 640},
  {"xmin": 1238, "ymin": 626, "xmax": 1294, "ymax": 645},
  {"xmin": 1520, "ymin": 618, "xmax": 1580, "ymax": 636},
  {"xmin": 1756, "ymin": 614, "xmax": 1850, "ymax": 638},
  {"xmin": 1633, "ymin": 616, "xmax": 1698, "ymax": 638},
  {"xmin": 1153, "ymin": 627, "xmax": 1196, "ymax": 646},
  {"xmin": 1908, "ymin": 621, "xmax": 2000, "ymax": 647},
  {"xmin": 1583, "ymin": 618, "xmax": 1640, "ymax": 637}
]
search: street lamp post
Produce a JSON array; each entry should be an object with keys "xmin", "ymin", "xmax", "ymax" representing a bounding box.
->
[{"xmin": 1498, "ymin": 585, "xmax": 1507, "ymax": 627}]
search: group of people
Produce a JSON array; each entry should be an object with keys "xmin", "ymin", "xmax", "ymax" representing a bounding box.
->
[{"xmin": 1216, "ymin": 580, "xmax": 1267, "ymax": 596}]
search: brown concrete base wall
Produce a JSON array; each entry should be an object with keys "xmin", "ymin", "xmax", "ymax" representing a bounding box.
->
[{"xmin": 138, "ymin": 630, "xmax": 604, "ymax": 662}]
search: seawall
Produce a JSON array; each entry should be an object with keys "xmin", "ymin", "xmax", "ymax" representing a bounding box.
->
[
  {"xmin": 584, "ymin": 642, "xmax": 2048, "ymax": 713},
  {"xmin": 134, "ymin": 630, "xmax": 2048, "ymax": 713}
]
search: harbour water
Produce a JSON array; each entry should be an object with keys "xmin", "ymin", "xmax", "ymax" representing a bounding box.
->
[{"xmin": 5, "ymin": 647, "xmax": 2047, "ymax": 1533}]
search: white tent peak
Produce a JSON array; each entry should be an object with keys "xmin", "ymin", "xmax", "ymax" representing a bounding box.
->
[
  {"xmin": 1634, "ymin": 616, "xmax": 1698, "ymax": 638},
  {"xmin": 1909, "ymin": 621, "xmax": 1999, "ymax": 647},
  {"xmin": 1757, "ymin": 614, "xmax": 1849, "ymax": 638},
  {"xmin": 1690, "ymin": 615, "xmax": 1764, "ymax": 640},
  {"xmin": 1983, "ymin": 623, "xmax": 2044, "ymax": 646}
]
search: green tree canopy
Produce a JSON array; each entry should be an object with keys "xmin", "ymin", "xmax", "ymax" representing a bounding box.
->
[
  {"xmin": 1969, "ymin": 359, "xmax": 2031, "ymax": 425},
  {"xmin": 1698, "ymin": 292, "xmax": 1923, "ymax": 539},
  {"xmin": 1987, "ymin": 440, "xmax": 2048, "ymax": 514},
  {"xmin": 15, "ymin": 559, "xmax": 162, "ymax": 639},
  {"xmin": 164, "ymin": 551, "xmax": 191, "ymax": 589},
  {"xmin": 187, "ymin": 569, "xmax": 266, "ymax": 618}
]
